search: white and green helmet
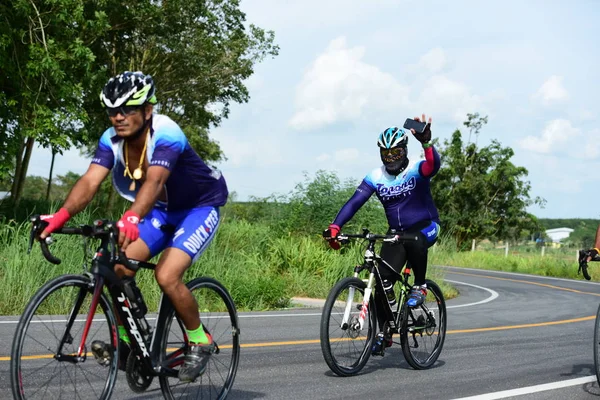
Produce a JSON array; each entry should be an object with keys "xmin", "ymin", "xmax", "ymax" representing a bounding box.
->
[
  {"xmin": 100, "ymin": 71, "xmax": 157, "ymax": 108},
  {"xmin": 377, "ymin": 127, "xmax": 408, "ymax": 149}
]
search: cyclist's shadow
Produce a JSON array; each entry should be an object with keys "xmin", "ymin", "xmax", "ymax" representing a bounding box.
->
[
  {"xmin": 323, "ymin": 347, "xmax": 446, "ymax": 378},
  {"xmin": 125, "ymin": 387, "xmax": 267, "ymax": 399},
  {"xmin": 562, "ymin": 363, "xmax": 600, "ymax": 396}
]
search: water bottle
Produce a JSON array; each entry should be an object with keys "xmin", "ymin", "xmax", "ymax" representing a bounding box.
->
[
  {"xmin": 382, "ymin": 279, "xmax": 397, "ymax": 307},
  {"xmin": 122, "ymin": 278, "xmax": 148, "ymax": 318}
]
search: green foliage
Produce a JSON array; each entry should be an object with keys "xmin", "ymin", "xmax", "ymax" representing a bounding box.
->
[
  {"xmin": 79, "ymin": 0, "xmax": 279, "ymax": 163},
  {"xmin": 2, "ymin": 0, "xmax": 279, "ymax": 204},
  {"xmin": 433, "ymin": 114, "xmax": 545, "ymax": 250}
]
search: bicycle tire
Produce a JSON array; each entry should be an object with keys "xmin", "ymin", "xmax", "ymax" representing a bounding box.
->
[
  {"xmin": 320, "ymin": 277, "xmax": 377, "ymax": 377},
  {"xmin": 159, "ymin": 277, "xmax": 240, "ymax": 400},
  {"xmin": 11, "ymin": 274, "xmax": 118, "ymax": 400},
  {"xmin": 594, "ymin": 303, "xmax": 600, "ymax": 386},
  {"xmin": 400, "ymin": 279, "xmax": 446, "ymax": 370}
]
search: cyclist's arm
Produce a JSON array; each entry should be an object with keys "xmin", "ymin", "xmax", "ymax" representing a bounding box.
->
[
  {"xmin": 332, "ymin": 180, "xmax": 375, "ymax": 228},
  {"xmin": 594, "ymin": 224, "xmax": 600, "ymax": 250},
  {"xmin": 129, "ymin": 165, "xmax": 171, "ymax": 218},
  {"xmin": 418, "ymin": 144, "xmax": 440, "ymax": 178},
  {"xmin": 62, "ymin": 163, "xmax": 111, "ymax": 215}
]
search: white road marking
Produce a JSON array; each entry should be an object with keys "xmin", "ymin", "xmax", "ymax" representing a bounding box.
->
[
  {"xmin": 445, "ymin": 279, "xmax": 499, "ymax": 308},
  {"xmin": 451, "ymin": 375, "xmax": 596, "ymax": 399}
]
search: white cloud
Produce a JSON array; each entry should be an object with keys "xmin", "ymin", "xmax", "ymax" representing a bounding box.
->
[
  {"xmin": 415, "ymin": 75, "xmax": 483, "ymax": 123},
  {"xmin": 289, "ymin": 37, "xmax": 409, "ymax": 130},
  {"xmin": 533, "ymin": 75, "xmax": 569, "ymax": 106},
  {"xmin": 416, "ymin": 47, "xmax": 447, "ymax": 74},
  {"xmin": 518, "ymin": 119, "xmax": 579, "ymax": 154},
  {"xmin": 579, "ymin": 129, "xmax": 600, "ymax": 159}
]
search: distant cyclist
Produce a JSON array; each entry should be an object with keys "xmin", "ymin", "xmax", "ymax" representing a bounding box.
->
[
  {"xmin": 39, "ymin": 71, "xmax": 228, "ymax": 382},
  {"xmin": 323, "ymin": 114, "xmax": 441, "ymax": 356}
]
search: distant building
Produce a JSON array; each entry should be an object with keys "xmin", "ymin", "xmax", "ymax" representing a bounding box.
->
[{"xmin": 545, "ymin": 227, "xmax": 574, "ymax": 243}]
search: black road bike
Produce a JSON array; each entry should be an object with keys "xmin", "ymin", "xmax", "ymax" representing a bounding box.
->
[
  {"xmin": 10, "ymin": 216, "xmax": 240, "ymax": 400},
  {"xmin": 320, "ymin": 229, "xmax": 447, "ymax": 376}
]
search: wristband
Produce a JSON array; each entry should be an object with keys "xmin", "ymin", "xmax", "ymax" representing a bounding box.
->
[{"xmin": 422, "ymin": 142, "xmax": 433, "ymax": 148}]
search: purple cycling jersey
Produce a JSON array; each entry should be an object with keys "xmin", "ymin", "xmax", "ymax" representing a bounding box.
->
[
  {"xmin": 333, "ymin": 147, "xmax": 441, "ymax": 231},
  {"xmin": 91, "ymin": 114, "xmax": 228, "ymax": 210}
]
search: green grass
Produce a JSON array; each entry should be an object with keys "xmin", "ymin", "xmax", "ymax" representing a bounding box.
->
[{"xmin": 0, "ymin": 216, "xmax": 586, "ymax": 315}]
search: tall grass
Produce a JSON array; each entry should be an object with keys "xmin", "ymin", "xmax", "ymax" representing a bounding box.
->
[{"xmin": 0, "ymin": 216, "xmax": 583, "ymax": 316}]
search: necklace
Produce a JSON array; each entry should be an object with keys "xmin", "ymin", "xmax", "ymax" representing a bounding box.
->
[{"xmin": 124, "ymin": 129, "xmax": 149, "ymax": 191}]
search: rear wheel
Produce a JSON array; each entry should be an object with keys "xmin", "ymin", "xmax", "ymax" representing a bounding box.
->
[
  {"xmin": 320, "ymin": 277, "xmax": 377, "ymax": 376},
  {"xmin": 400, "ymin": 279, "xmax": 446, "ymax": 369},
  {"xmin": 593, "ymin": 303, "xmax": 600, "ymax": 386},
  {"xmin": 11, "ymin": 274, "xmax": 118, "ymax": 400},
  {"xmin": 159, "ymin": 277, "xmax": 240, "ymax": 400}
]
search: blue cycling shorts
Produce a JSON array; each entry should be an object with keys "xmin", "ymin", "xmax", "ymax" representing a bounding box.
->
[{"xmin": 138, "ymin": 206, "xmax": 220, "ymax": 262}]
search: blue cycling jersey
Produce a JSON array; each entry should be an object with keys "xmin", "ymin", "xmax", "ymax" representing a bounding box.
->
[
  {"xmin": 91, "ymin": 114, "xmax": 228, "ymax": 210},
  {"xmin": 333, "ymin": 148, "xmax": 441, "ymax": 231}
]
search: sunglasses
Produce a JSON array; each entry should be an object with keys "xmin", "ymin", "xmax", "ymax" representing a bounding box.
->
[
  {"xmin": 105, "ymin": 105, "xmax": 142, "ymax": 118},
  {"xmin": 380, "ymin": 147, "xmax": 406, "ymax": 162}
]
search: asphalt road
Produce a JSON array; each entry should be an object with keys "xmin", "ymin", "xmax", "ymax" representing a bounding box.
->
[{"xmin": 2, "ymin": 266, "xmax": 600, "ymax": 399}]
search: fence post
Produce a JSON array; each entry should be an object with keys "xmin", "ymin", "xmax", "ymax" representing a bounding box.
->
[
  {"xmin": 505, "ymin": 242, "xmax": 509, "ymax": 257},
  {"xmin": 576, "ymin": 250, "xmax": 580, "ymax": 263},
  {"xmin": 541, "ymin": 246, "xmax": 545, "ymax": 257},
  {"xmin": 471, "ymin": 239, "xmax": 476, "ymax": 252}
]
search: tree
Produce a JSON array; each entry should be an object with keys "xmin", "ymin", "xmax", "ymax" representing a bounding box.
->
[
  {"xmin": 2, "ymin": 0, "xmax": 279, "ymax": 207},
  {"xmin": 432, "ymin": 114, "xmax": 545, "ymax": 250},
  {"xmin": 79, "ymin": 0, "xmax": 279, "ymax": 165},
  {"xmin": 0, "ymin": 0, "xmax": 109, "ymax": 205}
]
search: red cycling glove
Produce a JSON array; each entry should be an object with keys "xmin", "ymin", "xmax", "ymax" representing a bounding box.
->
[
  {"xmin": 323, "ymin": 224, "xmax": 341, "ymax": 250},
  {"xmin": 117, "ymin": 210, "xmax": 141, "ymax": 242},
  {"xmin": 40, "ymin": 208, "xmax": 71, "ymax": 236}
]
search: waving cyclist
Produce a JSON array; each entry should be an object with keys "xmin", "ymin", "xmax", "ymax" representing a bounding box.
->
[
  {"xmin": 39, "ymin": 71, "xmax": 227, "ymax": 382},
  {"xmin": 323, "ymin": 114, "xmax": 441, "ymax": 356}
]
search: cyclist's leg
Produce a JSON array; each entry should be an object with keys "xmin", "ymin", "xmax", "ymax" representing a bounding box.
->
[
  {"xmin": 404, "ymin": 221, "xmax": 440, "ymax": 306},
  {"xmin": 157, "ymin": 206, "xmax": 221, "ymax": 381},
  {"xmin": 372, "ymin": 238, "xmax": 406, "ymax": 354}
]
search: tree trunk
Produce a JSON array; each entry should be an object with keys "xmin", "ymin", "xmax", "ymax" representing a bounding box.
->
[
  {"xmin": 13, "ymin": 137, "xmax": 35, "ymax": 207},
  {"xmin": 45, "ymin": 148, "xmax": 56, "ymax": 201},
  {"xmin": 10, "ymin": 136, "xmax": 26, "ymax": 200}
]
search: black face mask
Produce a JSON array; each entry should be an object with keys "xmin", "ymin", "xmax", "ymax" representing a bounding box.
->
[{"xmin": 380, "ymin": 146, "xmax": 408, "ymax": 176}]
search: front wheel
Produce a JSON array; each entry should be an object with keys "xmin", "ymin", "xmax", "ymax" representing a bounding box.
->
[
  {"xmin": 400, "ymin": 279, "xmax": 446, "ymax": 369},
  {"xmin": 159, "ymin": 277, "xmax": 240, "ymax": 400},
  {"xmin": 11, "ymin": 274, "xmax": 118, "ymax": 400},
  {"xmin": 594, "ymin": 303, "xmax": 600, "ymax": 386},
  {"xmin": 320, "ymin": 277, "xmax": 377, "ymax": 377}
]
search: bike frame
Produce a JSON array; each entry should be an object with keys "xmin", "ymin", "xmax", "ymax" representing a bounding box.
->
[
  {"xmin": 340, "ymin": 234, "xmax": 414, "ymax": 332},
  {"xmin": 50, "ymin": 225, "xmax": 185, "ymax": 377}
]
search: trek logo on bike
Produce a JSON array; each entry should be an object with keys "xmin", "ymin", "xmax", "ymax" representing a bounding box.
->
[{"xmin": 117, "ymin": 293, "xmax": 150, "ymax": 357}]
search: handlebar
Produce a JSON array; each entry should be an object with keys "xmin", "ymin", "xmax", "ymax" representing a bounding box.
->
[
  {"xmin": 28, "ymin": 215, "xmax": 139, "ymax": 271},
  {"xmin": 334, "ymin": 228, "xmax": 419, "ymax": 245}
]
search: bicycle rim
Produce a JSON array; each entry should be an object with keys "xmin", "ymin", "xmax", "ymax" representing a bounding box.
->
[
  {"xmin": 594, "ymin": 304, "xmax": 600, "ymax": 386},
  {"xmin": 10, "ymin": 274, "xmax": 118, "ymax": 400},
  {"xmin": 400, "ymin": 279, "xmax": 446, "ymax": 369},
  {"xmin": 159, "ymin": 277, "xmax": 240, "ymax": 400},
  {"xmin": 320, "ymin": 277, "xmax": 376, "ymax": 376}
]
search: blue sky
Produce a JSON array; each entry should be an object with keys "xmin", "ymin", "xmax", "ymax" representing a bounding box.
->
[{"xmin": 30, "ymin": 0, "xmax": 600, "ymax": 218}]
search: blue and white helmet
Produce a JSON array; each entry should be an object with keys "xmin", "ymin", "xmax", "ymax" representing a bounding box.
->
[{"xmin": 377, "ymin": 127, "xmax": 408, "ymax": 149}]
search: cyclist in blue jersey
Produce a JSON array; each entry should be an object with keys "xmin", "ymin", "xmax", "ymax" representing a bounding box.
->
[
  {"xmin": 39, "ymin": 71, "xmax": 227, "ymax": 382},
  {"xmin": 323, "ymin": 114, "xmax": 441, "ymax": 356}
]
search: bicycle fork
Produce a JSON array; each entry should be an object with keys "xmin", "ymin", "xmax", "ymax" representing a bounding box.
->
[
  {"xmin": 55, "ymin": 275, "xmax": 108, "ymax": 363},
  {"xmin": 341, "ymin": 272, "xmax": 376, "ymax": 331}
]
